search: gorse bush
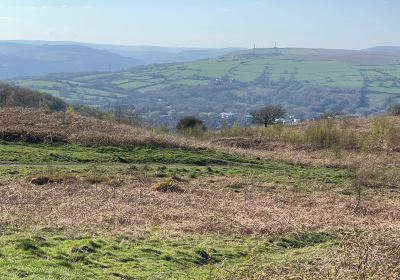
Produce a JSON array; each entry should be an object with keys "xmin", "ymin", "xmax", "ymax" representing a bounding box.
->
[{"xmin": 176, "ymin": 116, "xmax": 207, "ymax": 137}]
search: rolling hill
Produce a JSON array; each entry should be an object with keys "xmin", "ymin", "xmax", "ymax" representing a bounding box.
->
[
  {"xmin": 7, "ymin": 47, "xmax": 400, "ymax": 123},
  {"xmin": 0, "ymin": 42, "xmax": 143, "ymax": 79},
  {"xmin": 365, "ymin": 46, "xmax": 400, "ymax": 55},
  {"xmin": 1, "ymin": 40, "xmax": 241, "ymax": 67}
]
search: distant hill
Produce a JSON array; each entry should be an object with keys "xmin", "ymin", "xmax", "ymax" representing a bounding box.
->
[
  {"xmin": 107, "ymin": 48, "xmax": 243, "ymax": 64},
  {"xmin": 8, "ymin": 48, "xmax": 400, "ymax": 123},
  {"xmin": 364, "ymin": 46, "xmax": 400, "ymax": 55},
  {"xmin": 0, "ymin": 42, "xmax": 144, "ymax": 79},
  {"xmin": 1, "ymin": 40, "xmax": 242, "ymax": 67}
]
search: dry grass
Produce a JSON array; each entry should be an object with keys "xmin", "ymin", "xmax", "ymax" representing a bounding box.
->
[
  {"xmin": 1, "ymin": 177, "xmax": 399, "ymax": 237},
  {"xmin": 252, "ymin": 230, "xmax": 400, "ymax": 279},
  {"xmin": 0, "ymin": 108, "xmax": 193, "ymax": 148},
  {"xmin": 2, "ymin": 108, "xmax": 399, "ymax": 172},
  {"xmin": 209, "ymin": 116, "xmax": 400, "ymax": 168},
  {"xmin": 1, "ymin": 109, "xmax": 400, "ymax": 278}
]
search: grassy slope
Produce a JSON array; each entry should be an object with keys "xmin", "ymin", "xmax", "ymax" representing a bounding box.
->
[
  {"xmin": 0, "ymin": 136, "xmax": 348, "ymax": 278},
  {"xmin": 1, "ymin": 110, "xmax": 398, "ymax": 279},
  {"xmin": 0, "ymin": 229, "xmax": 334, "ymax": 279},
  {"xmin": 0, "ymin": 141, "xmax": 351, "ymax": 191},
  {"xmin": 9, "ymin": 48, "xmax": 400, "ymax": 108}
]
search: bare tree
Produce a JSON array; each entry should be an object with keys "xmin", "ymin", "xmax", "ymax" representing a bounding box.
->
[{"xmin": 251, "ymin": 105, "xmax": 286, "ymax": 127}]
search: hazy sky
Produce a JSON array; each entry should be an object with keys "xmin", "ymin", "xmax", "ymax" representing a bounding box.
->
[{"xmin": 0, "ymin": 0, "xmax": 399, "ymax": 49}]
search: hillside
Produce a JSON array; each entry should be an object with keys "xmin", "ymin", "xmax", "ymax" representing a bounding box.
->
[
  {"xmin": 0, "ymin": 107, "xmax": 399, "ymax": 278},
  {"xmin": 365, "ymin": 46, "xmax": 400, "ymax": 55},
  {"xmin": 0, "ymin": 107, "xmax": 189, "ymax": 149},
  {"xmin": 9, "ymin": 48, "xmax": 400, "ymax": 124},
  {"xmin": 0, "ymin": 42, "xmax": 142, "ymax": 79},
  {"xmin": 1, "ymin": 40, "xmax": 241, "ymax": 68}
]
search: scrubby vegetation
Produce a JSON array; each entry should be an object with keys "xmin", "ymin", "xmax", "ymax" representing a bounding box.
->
[
  {"xmin": 209, "ymin": 116, "xmax": 400, "ymax": 152},
  {"xmin": 0, "ymin": 82, "xmax": 67, "ymax": 111}
]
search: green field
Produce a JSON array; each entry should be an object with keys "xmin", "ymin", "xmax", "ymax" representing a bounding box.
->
[{"xmin": 0, "ymin": 228, "xmax": 335, "ymax": 279}]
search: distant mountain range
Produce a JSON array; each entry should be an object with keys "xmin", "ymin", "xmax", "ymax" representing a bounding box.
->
[
  {"xmin": 0, "ymin": 40, "xmax": 242, "ymax": 79},
  {"xmin": 364, "ymin": 46, "xmax": 400, "ymax": 55}
]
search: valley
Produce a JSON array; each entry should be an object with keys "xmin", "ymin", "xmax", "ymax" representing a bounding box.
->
[{"xmin": 9, "ymin": 48, "xmax": 400, "ymax": 125}]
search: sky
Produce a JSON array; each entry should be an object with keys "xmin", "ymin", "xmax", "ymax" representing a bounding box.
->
[{"xmin": 0, "ymin": 0, "xmax": 399, "ymax": 49}]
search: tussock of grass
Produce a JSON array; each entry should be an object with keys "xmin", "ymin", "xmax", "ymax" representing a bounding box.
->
[{"xmin": 151, "ymin": 179, "xmax": 184, "ymax": 193}]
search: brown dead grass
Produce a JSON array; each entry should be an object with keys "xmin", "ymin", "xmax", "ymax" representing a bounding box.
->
[
  {"xmin": 213, "ymin": 143, "xmax": 400, "ymax": 172},
  {"xmin": 209, "ymin": 116, "xmax": 400, "ymax": 168},
  {"xmin": 253, "ymin": 230, "xmax": 400, "ymax": 280},
  {"xmin": 0, "ymin": 108, "xmax": 193, "ymax": 148},
  {"xmin": 1, "ymin": 177, "xmax": 399, "ymax": 237},
  {"xmin": 2, "ymin": 108, "xmax": 399, "ymax": 172}
]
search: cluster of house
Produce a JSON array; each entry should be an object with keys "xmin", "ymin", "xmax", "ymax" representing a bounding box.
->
[
  {"xmin": 220, "ymin": 112, "xmax": 300, "ymax": 125},
  {"xmin": 213, "ymin": 78, "xmax": 235, "ymax": 85}
]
